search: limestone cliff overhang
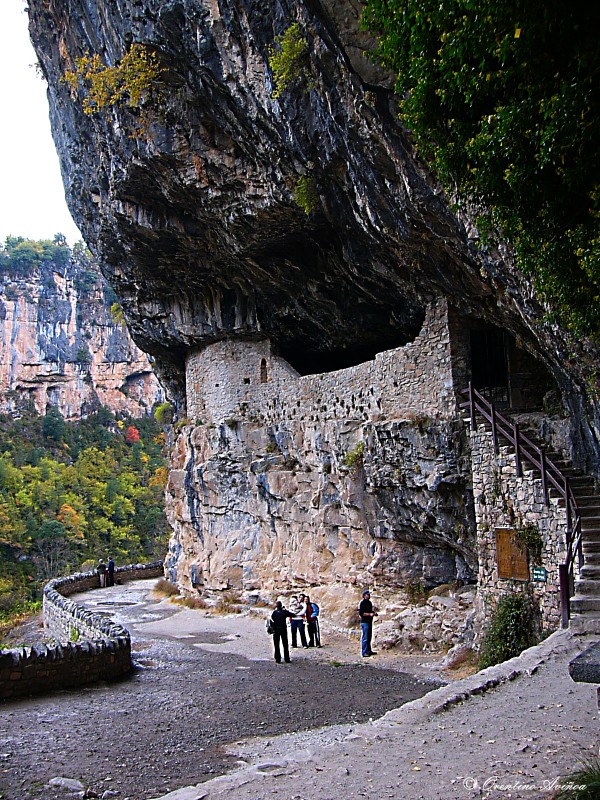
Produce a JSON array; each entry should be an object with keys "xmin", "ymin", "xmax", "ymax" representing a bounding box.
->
[{"xmin": 27, "ymin": 0, "xmax": 501, "ymax": 406}]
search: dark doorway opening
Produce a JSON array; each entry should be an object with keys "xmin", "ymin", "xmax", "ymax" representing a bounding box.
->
[{"xmin": 470, "ymin": 329, "xmax": 509, "ymax": 404}]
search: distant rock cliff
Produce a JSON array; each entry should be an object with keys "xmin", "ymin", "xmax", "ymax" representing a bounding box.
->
[{"xmin": 0, "ymin": 239, "xmax": 163, "ymax": 419}]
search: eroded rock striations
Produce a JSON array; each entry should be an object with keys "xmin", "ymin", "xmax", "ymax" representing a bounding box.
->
[
  {"xmin": 27, "ymin": 0, "xmax": 600, "ymax": 594},
  {"xmin": 0, "ymin": 251, "xmax": 162, "ymax": 419}
]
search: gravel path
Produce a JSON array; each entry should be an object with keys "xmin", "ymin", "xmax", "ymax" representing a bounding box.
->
[
  {"xmin": 171, "ymin": 629, "xmax": 599, "ymax": 800},
  {"xmin": 0, "ymin": 580, "xmax": 443, "ymax": 800}
]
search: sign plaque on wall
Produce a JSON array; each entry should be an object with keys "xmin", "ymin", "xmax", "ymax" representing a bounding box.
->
[
  {"xmin": 495, "ymin": 528, "xmax": 530, "ymax": 581},
  {"xmin": 531, "ymin": 566, "xmax": 547, "ymax": 582}
]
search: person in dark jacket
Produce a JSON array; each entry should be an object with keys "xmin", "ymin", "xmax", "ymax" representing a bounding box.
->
[
  {"xmin": 271, "ymin": 600, "xmax": 294, "ymax": 663},
  {"xmin": 358, "ymin": 590, "xmax": 377, "ymax": 657},
  {"xmin": 303, "ymin": 593, "xmax": 319, "ymax": 647},
  {"xmin": 107, "ymin": 556, "xmax": 115, "ymax": 587}
]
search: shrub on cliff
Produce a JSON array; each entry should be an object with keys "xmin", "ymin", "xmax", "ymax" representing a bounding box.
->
[{"xmin": 268, "ymin": 23, "xmax": 310, "ymax": 98}]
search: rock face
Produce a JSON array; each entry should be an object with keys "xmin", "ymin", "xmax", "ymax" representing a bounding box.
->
[
  {"xmin": 165, "ymin": 299, "xmax": 476, "ymax": 592},
  {"xmin": 26, "ymin": 0, "xmax": 600, "ymax": 593},
  {"xmin": 0, "ymin": 251, "xmax": 162, "ymax": 419}
]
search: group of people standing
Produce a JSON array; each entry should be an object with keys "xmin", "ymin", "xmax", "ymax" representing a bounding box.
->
[
  {"xmin": 270, "ymin": 593, "xmax": 321, "ymax": 664},
  {"xmin": 270, "ymin": 589, "xmax": 378, "ymax": 663},
  {"xmin": 96, "ymin": 557, "xmax": 115, "ymax": 588}
]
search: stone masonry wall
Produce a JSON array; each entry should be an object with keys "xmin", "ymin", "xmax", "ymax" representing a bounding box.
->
[
  {"xmin": 470, "ymin": 429, "xmax": 568, "ymax": 632},
  {"xmin": 0, "ymin": 562, "xmax": 163, "ymax": 700},
  {"xmin": 185, "ymin": 298, "xmax": 459, "ymax": 426},
  {"xmin": 167, "ymin": 298, "xmax": 477, "ymax": 600}
]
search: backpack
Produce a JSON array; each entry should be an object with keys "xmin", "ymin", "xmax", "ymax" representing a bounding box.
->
[
  {"xmin": 265, "ymin": 617, "xmax": 275, "ymax": 635},
  {"xmin": 311, "ymin": 602, "xmax": 320, "ymax": 618}
]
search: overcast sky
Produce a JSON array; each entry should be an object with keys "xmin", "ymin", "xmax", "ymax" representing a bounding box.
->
[{"xmin": 0, "ymin": 0, "xmax": 82, "ymax": 246}]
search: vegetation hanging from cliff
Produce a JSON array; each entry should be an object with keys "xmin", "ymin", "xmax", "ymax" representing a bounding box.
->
[
  {"xmin": 63, "ymin": 43, "xmax": 164, "ymax": 116},
  {"xmin": 268, "ymin": 23, "xmax": 310, "ymax": 98},
  {"xmin": 0, "ymin": 408, "xmax": 169, "ymax": 627},
  {"xmin": 293, "ymin": 175, "xmax": 319, "ymax": 215},
  {"xmin": 362, "ymin": 0, "xmax": 600, "ymax": 336}
]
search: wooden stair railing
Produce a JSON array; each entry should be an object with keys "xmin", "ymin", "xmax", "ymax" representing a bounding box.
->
[{"xmin": 462, "ymin": 383, "xmax": 584, "ymax": 627}]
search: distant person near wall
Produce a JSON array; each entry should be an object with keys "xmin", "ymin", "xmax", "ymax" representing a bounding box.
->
[
  {"xmin": 289, "ymin": 595, "xmax": 308, "ymax": 648},
  {"xmin": 107, "ymin": 557, "xmax": 115, "ymax": 587},
  {"xmin": 97, "ymin": 559, "xmax": 107, "ymax": 588},
  {"xmin": 358, "ymin": 590, "xmax": 377, "ymax": 657},
  {"xmin": 270, "ymin": 601, "xmax": 293, "ymax": 664},
  {"xmin": 304, "ymin": 594, "xmax": 319, "ymax": 647}
]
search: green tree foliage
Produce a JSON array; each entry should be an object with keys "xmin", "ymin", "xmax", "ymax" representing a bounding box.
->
[
  {"xmin": 362, "ymin": 0, "xmax": 600, "ymax": 335},
  {"xmin": 478, "ymin": 592, "xmax": 537, "ymax": 668},
  {"xmin": 0, "ymin": 408, "xmax": 169, "ymax": 626},
  {"xmin": 154, "ymin": 402, "xmax": 174, "ymax": 426},
  {"xmin": 268, "ymin": 23, "xmax": 310, "ymax": 98},
  {"xmin": 0, "ymin": 235, "xmax": 71, "ymax": 278}
]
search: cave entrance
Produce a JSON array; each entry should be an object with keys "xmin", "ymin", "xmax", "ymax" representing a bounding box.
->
[
  {"xmin": 470, "ymin": 329, "xmax": 509, "ymax": 404},
  {"xmin": 467, "ymin": 324, "xmax": 557, "ymax": 410}
]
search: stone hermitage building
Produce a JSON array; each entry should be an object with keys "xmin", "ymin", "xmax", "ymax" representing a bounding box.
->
[{"xmin": 165, "ymin": 297, "xmax": 565, "ymax": 632}]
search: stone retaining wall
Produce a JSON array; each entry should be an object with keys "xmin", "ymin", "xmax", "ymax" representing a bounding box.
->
[{"xmin": 0, "ymin": 561, "xmax": 163, "ymax": 700}]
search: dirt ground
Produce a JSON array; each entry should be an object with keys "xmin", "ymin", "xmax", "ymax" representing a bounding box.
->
[{"xmin": 0, "ymin": 579, "xmax": 446, "ymax": 800}]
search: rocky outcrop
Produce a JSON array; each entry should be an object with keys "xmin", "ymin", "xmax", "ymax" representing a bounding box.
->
[
  {"xmin": 26, "ymin": 1, "xmax": 600, "ymax": 594},
  {"xmin": 165, "ymin": 300, "xmax": 476, "ymax": 592},
  {"xmin": 0, "ymin": 250, "xmax": 163, "ymax": 419},
  {"xmin": 27, "ymin": 0, "xmax": 600, "ymax": 471}
]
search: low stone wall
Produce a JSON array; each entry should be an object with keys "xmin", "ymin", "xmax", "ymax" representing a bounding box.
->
[{"xmin": 0, "ymin": 561, "xmax": 163, "ymax": 701}]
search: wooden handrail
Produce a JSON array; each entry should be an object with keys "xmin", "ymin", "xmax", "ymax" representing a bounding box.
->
[{"xmin": 463, "ymin": 383, "xmax": 584, "ymax": 627}]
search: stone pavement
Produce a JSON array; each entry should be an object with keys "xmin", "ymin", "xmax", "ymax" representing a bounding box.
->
[{"xmin": 147, "ymin": 629, "xmax": 599, "ymax": 800}]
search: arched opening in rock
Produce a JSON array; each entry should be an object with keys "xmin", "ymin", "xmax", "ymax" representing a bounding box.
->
[{"xmin": 260, "ymin": 358, "xmax": 268, "ymax": 383}]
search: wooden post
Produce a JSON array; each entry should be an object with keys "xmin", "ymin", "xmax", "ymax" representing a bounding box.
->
[
  {"xmin": 469, "ymin": 381, "xmax": 477, "ymax": 432},
  {"xmin": 540, "ymin": 447, "xmax": 548, "ymax": 504},
  {"xmin": 491, "ymin": 403, "xmax": 499, "ymax": 454},
  {"xmin": 559, "ymin": 563, "xmax": 570, "ymax": 628},
  {"xmin": 514, "ymin": 422, "xmax": 522, "ymax": 477}
]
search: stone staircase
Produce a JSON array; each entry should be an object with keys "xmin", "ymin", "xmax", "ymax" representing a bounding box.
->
[
  {"xmin": 522, "ymin": 443, "xmax": 600, "ymax": 633},
  {"xmin": 464, "ymin": 391, "xmax": 600, "ymax": 633}
]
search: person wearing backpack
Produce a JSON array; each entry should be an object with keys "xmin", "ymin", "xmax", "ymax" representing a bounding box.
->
[
  {"xmin": 270, "ymin": 600, "xmax": 294, "ymax": 663},
  {"xmin": 303, "ymin": 593, "xmax": 319, "ymax": 648},
  {"xmin": 310, "ymin": 600, "xmax": 322, "ymax": 647}
]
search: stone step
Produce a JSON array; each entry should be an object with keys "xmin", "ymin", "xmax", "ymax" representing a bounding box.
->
[
  {"xmin": 582, "ymin": 541, "xmax": 600, "ymax": 554},
  {"xmin": 581, "ymin": 517, "xmax": 600, "ymax": 531},
  {"xmin": 579, "ymin": 505, "xmax": 600, "ymax": 517},
  {"xmin": 582, "ymin": 552, "xmax": 600, "ymax": 567},
  {"xmin": 575, "ymin": 579, "xmax": 600, "ymax": 596},
  {"xmin": 575, "ymin": 495, "xmax": 600, "ymax": 507},
  {"xmin": 580, "ymin": 564, "xmax": 600, "ymax": 579},
  {"xmin": 569, "ymin": 614, "xmax": 600, "ymax": 635},
  {"xmin": 570, "ymin": 595, "xmax": 600, "ymax": 614}
]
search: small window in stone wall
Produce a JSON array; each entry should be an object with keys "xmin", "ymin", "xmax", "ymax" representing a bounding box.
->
[
  {"xmin": 496, "ymin": 528, "xmax": 530, "ymax": 581},
  {"xmin": 260, "ymin": 358, "xmax": 268, "ymax": 383}
]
